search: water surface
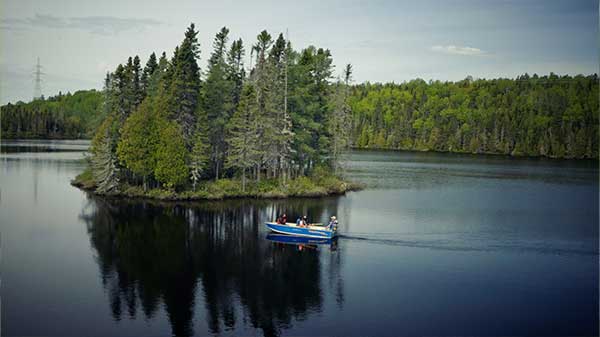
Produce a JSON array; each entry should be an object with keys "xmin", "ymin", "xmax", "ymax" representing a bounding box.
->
[{"xmin": 1, "ymin": 141, "xmax": 598, "ymax": 336}]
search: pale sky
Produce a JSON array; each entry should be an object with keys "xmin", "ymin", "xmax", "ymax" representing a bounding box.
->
[{"xmin": 1, "ymin": 0, "xmax": 598, "ymax": 104}]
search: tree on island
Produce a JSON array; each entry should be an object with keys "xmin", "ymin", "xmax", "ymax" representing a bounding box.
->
[{"xmin": 86, "ymin": 23, "xmax": 354, "ymax": 193}]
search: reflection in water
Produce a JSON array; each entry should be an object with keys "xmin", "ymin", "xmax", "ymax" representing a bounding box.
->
[{"xmin": 81, "ymin": 195, "xmax": 344, "ymax": 337}]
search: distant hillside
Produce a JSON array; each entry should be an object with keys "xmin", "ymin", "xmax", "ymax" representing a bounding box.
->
[
  {"xmin": 350, "ymin": 74, "xmax": 599, "ymax": 159},
  {"xmin": 1, "ymin": 90, "xmax": 104, "ymax": 139}
]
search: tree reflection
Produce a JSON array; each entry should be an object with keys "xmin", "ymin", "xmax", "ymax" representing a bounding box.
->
[{"xmin": 81, "ymin": 196, "xmax": 344, "ymax": 337}]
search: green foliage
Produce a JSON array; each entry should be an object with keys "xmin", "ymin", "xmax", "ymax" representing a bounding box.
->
[
  {"xmin": 225, "ymin": 83, "xmax": 260, "ymax": 190},
  {"xmin": 72, "ymin": 167, "xmax": 96, "ymax": 189},
  {"xmin": 350, "ymin": 74, "xmax": 599, "ymax": 159},
  {"xmin": 1, "ymin": 90, "xmax": 104, "ymax": 139},
  {"xmin": 117, "ymin": 99, "xmax": 160, "ymax": 178},
  {"xmin": 189, "ymin": 111, "xmax": 211, "ymax": 189},
  {"xmin": 202, "ymin": 26, "xmax": 236, "ymax": 178},
  {"xmin": 90, "ymin": 114, "xmax": 120, "ymax": 193},
  {"xmin": 154, "ymin": 120, "xmax": 189, "ymax": 189}
]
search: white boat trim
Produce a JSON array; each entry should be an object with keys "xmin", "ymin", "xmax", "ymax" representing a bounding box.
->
[{"xmin": 266, "ymin": 223, "xmax": 337, "ymax": 238}]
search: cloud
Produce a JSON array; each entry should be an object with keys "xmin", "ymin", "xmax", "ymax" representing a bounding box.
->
[
  {"xmin": 0, "ymin": 14, "xmax": 163, "ymax": 35},
  {"xmin": 431, "ymin": 45, "xmax": 486, "ymax": 56}
]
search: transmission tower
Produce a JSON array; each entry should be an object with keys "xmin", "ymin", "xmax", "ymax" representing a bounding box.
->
[{"xmin": 33, "ymin": 57, "xmax": 44, "ymax": 100}]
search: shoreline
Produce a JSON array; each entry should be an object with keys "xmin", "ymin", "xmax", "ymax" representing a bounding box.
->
[
  {"xmin": 1, "ymin": 139, "xmax": 596, "ymax": 161},
  {"xmin": 71, "ymin": 168, "xmax": 364, "ymax": 202}
]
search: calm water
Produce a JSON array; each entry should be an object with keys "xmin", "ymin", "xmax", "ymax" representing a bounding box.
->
[{"xmin": 1, "ymin": 140, "xmax": 598, "ymax": 337}]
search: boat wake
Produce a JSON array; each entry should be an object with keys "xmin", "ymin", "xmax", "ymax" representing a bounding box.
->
[{"xmin": 337, "ymin": 233, "xmax": 598, "ymax": 257}]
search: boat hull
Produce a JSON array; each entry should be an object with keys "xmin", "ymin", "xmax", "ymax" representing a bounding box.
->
[
  {"xmin": 266, "ymin": 233, "xmax": 335, "ymax": 245},
  {"xmin": 265, "ymin": 222, "xmax": 336, "ymax": 239}
]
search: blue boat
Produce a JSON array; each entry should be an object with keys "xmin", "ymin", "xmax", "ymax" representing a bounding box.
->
[
  {"xmin": 266, "ymin": 233, "xmax": 335, "ymax": 245},
  {"xmin": 264, "ymin": 222, "xmax": 337, "ymax": 239}
]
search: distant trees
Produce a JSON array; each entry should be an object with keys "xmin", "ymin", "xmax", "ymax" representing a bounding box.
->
[
  {"xmin": 1, "ymin": 90, "xmax": 104, "ymax": 139},
  {"xmin": 349, "ymin": 74, "xmax": 599, "ymax": 159}
]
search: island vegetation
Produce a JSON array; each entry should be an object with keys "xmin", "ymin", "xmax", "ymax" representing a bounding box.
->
[{"xmin": 72, "ymin": 24, "xmax": 359, "ymax": 200}]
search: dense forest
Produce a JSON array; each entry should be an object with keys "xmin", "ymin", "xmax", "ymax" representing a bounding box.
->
[
  {"xmin": 2, "ymin": 29, "xmax": 597, "ymax": 164},
  {"xmin": 86, "ymin": 24, "xmax": 353, "ymax": 194},
  {"xmin": 1, "ymin": 90, "xmax": 104, "ymax": 139},
  {"xmin": 350, "ymin": 74, "xmax": 598, "ymax": 158}
]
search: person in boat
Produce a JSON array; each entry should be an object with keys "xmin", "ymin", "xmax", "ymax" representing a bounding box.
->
[
  {"xmin": 302, "ymin": 215, "xmax": 309, "ymax": 227},
  {"xmin": 328, "ymin": 216, "xmax": 338, "ymax": 231},
  {"xmin": 296, "ymin": 216, "xmax": 302, "ymax": 226},
  {"xmin": 281, "ymin": 213, "xmax": 287, "ymax": 224}
]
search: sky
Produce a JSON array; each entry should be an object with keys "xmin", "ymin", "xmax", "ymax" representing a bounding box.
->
[{"xmin": 0, "ymin": 0, "xmax": 597, "ymax": 104}]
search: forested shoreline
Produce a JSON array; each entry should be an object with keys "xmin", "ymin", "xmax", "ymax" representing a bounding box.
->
[
  {"xmin": 2, "ymin": 29, "xmax": 597, "ymax": 162},
  {"xmin": 350, "ymin": 75, "xmax": 598, "ymax": 159},
  {"xmin": 1, "ymin": 90, "xmax": 103, "ymax": 139}
]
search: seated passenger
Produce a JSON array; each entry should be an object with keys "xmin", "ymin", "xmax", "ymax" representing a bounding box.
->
[
  {"xmin": 328, "ymin": 216, "xmax": 338, "ymax": 230},
  {"xmin": 302, "ymin": 215, "xmax": 308, "ymax": 227}
]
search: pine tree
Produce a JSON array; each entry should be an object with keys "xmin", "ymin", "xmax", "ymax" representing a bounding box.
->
[
  {"xmin": 146, "ymin": 52, "xmax": 168, "ymax": 98},
  {"xmin": 225, "ymin": 84, "xmax": 260, "ymax": 192},
  {"xmin": 132, "ymin": 55, "xmax": 143, "ymax": 107},
  {"xmin": 90, "ymin": 115, "xmax": 120, "ymax": 193},
  {"xmin": 203, "ymin": 27, "xmax": 233, "ymax": 179},
  {"xmin": 189, "ymin": 109, "xmax": 210, "ymax": 190},
  {"xmin": 141, "ymin": 52, "xmax": 158, "ymax": 95},
  {"xmin": 328, "ymin": 64, "xmax": 353, "ymax": 174},
  {"xmin": 226, "ymin": 38, "xmax": 246, "ymax": 108},
  {"xmin": 166, "ymin": 23, "xmax": 202, "ymax": 145}
]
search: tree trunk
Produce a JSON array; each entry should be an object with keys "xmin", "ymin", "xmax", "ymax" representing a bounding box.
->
[{"xmin": 242, "ymin": 168, "xmax": 246, "ymax": 192}]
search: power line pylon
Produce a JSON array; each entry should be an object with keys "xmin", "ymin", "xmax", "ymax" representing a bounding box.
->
[{"xmin": 33, "ymin": 57, "xmax": 44, "ymax": 100}]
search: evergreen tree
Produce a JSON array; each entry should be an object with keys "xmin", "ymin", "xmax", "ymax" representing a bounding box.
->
[
  {"xmin": 226, "ymin": 38, "xmax": 246, "ymax": 108},
  {"xmin": 90, "ymin": 114, "xmax": 120, "ymax": 193},
  {"xmin": 132, "ymin": 55, "xmax": 143, "ymax": 106},
  {"xmin": 189, "ymin": 109, "xmax": 210, "ymax": 190},
  {"xmin": 154, "ymin": 119, "xmax": 189, "ymax": 189},
  {"xmin": 141, "ymin": 52, "xmax": 158, "ymax": 94},
  {"xmin": 116, "ymin": 98, "xmax": 160, "ymax": 190},
  {"xmin": 328, "ymin": 64, "xmax": 353, "ymax": 174},
  {"xmin": 225, "ymin": 84, "xmax": 260, "ymax": 191},
  {"xmin": 203, "ymin": 27, "xmax": 233, "ymax": 179},
  {"xmin": 165, "ymin": 23, "xmax": 202, "ymax": 144}
]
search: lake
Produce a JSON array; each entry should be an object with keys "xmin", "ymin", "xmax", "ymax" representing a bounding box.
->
[{"xmin": 1, "ymin": 140, "xmax": 598, "ymax": 336}]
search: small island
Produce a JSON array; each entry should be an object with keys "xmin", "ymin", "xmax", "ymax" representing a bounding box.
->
[{"xmin": 72, "ymin": 24, "xmax": 361, "ymax": 200}]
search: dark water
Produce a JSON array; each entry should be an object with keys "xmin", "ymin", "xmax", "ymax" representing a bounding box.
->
[{"xmin": 1, "ymin": 140, "xmax": 598, "ymax": 337}]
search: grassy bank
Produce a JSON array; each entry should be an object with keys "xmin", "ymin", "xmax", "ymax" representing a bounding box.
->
[{"xmin": 72, "ymin": 167, "xmax": 364, "ymax": 201}]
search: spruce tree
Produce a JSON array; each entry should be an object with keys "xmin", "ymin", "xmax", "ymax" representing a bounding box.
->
[
  {"xmin": 203, "ymin": 27, "xmax": 233, "ymax": 179},
  {"xmin": 90, "ymin": 114, "xmax": 120, "ymax": 193},
  {"xmin": 328, "ymin": 64, "xmax": 353, "ymax": 174},
  {"xmin": 141, "ymin": 52, "xmax": 158, "ymax": 95},
  {"xmin": 225, "ymin": 84, "xmax": 260, "ymax": 191},
  {"xmin": 166, "ymin": 24, "xmax": 202, "ymax": 145},
  {"xmin": 189, "ymin": 108, "xmax": 210, "ymax": 190}
]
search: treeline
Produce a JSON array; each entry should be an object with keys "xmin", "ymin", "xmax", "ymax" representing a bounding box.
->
[
  {"xmin": 350, "ymin": 74, "xmax": 599, "ymax": 159},
  {"xmin": 90, "ymin": 24, "xmax": 352, "ymax": 193},
  {"xmin": 1, "ymin": 90, "xmax": 104, "ymax": 139}
]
